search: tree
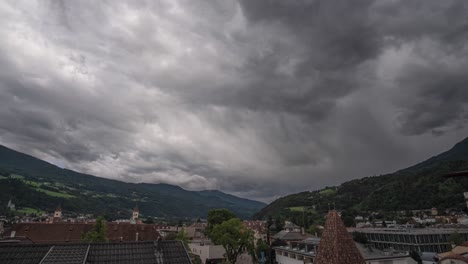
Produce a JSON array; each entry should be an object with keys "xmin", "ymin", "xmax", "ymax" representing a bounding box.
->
[
  {"xmin": 449, "ymin": 232, "xmax": 464, "ymax": 246},
  {"xmin": 274, "ymin": 216, "xmax": 284, "ymax": 232},
  {"xmin": 352, "ymin": 232, "xmax": 368, "ymax": 244},
  {"xmin": 143, "ymin": 216, "xmax": 155, "ymax": 224},
  {"xmin": 254, "ymin": 239, "xmax": 269, "ymax": 263},
  {"xmin": 176, "ymin": 228, "xmax": 190, "ymax": 249},
  {"xmin": 83, "ymin": 216, "xmax": 107, "ymax": 242},
  {"xmin": 209, "ymin": 218, "xmax": 254, "ymax": 264},
  {"xmin": 207, "ymin": 209, "xmax": 236, "ymax": 235}
]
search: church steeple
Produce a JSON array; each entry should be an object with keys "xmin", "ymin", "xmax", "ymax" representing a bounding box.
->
[{"xmin": 132, "ymin": 205, "xmax": 139, "ymax": 220}]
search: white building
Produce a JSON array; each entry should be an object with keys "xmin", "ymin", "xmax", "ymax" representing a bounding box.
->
[
  {"xmin": 274, "ymin": 238, "xmax": 417, "ymax": 264},
  {"xmin": 189, "ymin": 240, "xmax": 225, "ymax": 264}
]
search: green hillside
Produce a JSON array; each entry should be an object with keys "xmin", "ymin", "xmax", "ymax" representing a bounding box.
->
[
  {"xmin": 0, "ymin": 145, "xmax": 265, "ymax": 219},
  {"xmin": 253, "ymin": 137, "xmax": 468, "ymax": 224}
]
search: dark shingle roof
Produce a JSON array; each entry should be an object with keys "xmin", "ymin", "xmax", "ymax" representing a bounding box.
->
[
  {"xmin": 0, "ymin": 241, "xmax": 192, "ymax": 264},
  {"xmin": 41, "ymin": 244, "xmax": 89, "ymax": 264},
  {"xmin": 0, "ymin": 244, "xmax": 50, "ymax": 264}
]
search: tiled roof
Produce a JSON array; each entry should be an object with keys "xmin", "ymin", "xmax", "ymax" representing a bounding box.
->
[
  {"xmin": 438, "ymin": 253, "xmax": 468, "ymax": 263},
  {"xmin": 5, "ymin": 223, "xmax": 160, "ymax": 243},
  {"xmin": 41, "ymin": 244, "xmax": 89, "ymax": 264},
  {"xmin": 0, "ymin": 244, "xmax": 50, "ymax": 264},
  {"xmin": 273, "ymin": 230, "xmax": 310, "ymax": 241},
  {"xmin": 314, "ymin": 210, "xmax": 366, "ymax": 264},
  {"xmin": 0, "ymin": 240, "xmax": 192, "ymax": 264}
]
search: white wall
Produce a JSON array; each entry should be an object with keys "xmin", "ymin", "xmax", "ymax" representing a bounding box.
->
[
  {"xmin": 276, "ymin": 254, "xmax": 303, "ymax": 264},
  {"xmin": 189, "ymin": 243, "xmax": 225, "ymax": 263},
  {"xmin": 366, "ymin": 258, "xmax": 417, "ymax": 264}
]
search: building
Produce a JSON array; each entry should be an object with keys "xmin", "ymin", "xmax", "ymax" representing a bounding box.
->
[
  {"xmin": 130, "ymin": 205, "xmax": 142, "ymax": 224},
  {"xmin": 244, "ymin": 220, "xmax": 267, "ymax": 245},
  {"xmin": 185, "ymin": 222, "xmax": 207, "ymax": 240},
  {"xmin": 189, "ymin": 240, "xmax": 225, "ymax": 264},
  {"xmin": 314, "ymin": 210, "xmax": 366, "ymax": 264},
  {"xmin": 0, "ymin": 240, "xmax": 192, "ymax": 264},
  {"xmin": 274, "ymin": 239, "xmax": 416, "ymax": 264},
  {"xmin": 353, "ymin": 228, "xmax": 468, "ymax": 253},
  {"xmin": 49, "ymin": 205, "xmax": 62, "ymax": 223},
  {"xmin": 274, "ymin": 237, "xmax": 320, "ymax": 264},
  {"xmin": 437, "ymin": 242, "xmax": 468, "ymax": 263},
  {"xmin": 438, "ymin": 254, "xmax": 468, "ymax": 264},
  {"xmin": 7, "ymin": 200, "xmax": 15, "ymax": 210},
  {"xmin": 3, "ymin": 222, "xmax": 161, "ymax": 243}
]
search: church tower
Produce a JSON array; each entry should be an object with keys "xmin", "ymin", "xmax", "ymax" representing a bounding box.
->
[
  {"xmin": 50, "ymin": 205, "xmax": 62, "ymax": 223},
  {"xmin": 133, "ymin": 206, "xmax": 139, "ymax": 220}
]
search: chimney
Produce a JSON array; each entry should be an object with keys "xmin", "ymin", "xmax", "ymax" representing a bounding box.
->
[
  {"xmin": 301, "ymin": 227, "xmax": 305, "ymax": 235},
  {"xmin": 10, "ymin": 230, "xmax": 16, "ymax": 238},
  {"xmin": 135, "ymin": 232, "xmax": 139, "ymax": 241}
]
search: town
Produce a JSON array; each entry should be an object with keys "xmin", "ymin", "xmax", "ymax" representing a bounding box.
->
[{"xmin": 3, "ymin": 185, "xmax": 468, "ymax": 263}]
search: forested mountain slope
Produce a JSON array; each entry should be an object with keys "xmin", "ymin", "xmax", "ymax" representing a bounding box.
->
[{"xmin": 0, "ymin": 145, "xmax": 265, "ymax": 219}]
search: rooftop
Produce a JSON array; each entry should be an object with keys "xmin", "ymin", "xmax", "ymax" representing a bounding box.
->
[
  {"xmin": 351, "ymin": 227, "xmax": 468, "ymax": 235},
  {"xmin": 0, "ymin": 240, "xmax": 192, "ymax": 264}
]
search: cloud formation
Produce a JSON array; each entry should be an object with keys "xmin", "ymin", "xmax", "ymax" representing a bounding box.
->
[{"xmin": 1, "ymin": 0, "xmax": 468, "ymax": 202}]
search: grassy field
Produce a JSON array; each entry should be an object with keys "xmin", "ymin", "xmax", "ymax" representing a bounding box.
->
[
  {"xmin": 36, "ymin": 188, "xmax": 75, "ymax": 198},
  {"xmin": 17, "ymin": 207, "xmax": 44, "ymax": 215},
  {"xmin": 319, "ymin": 188, "xmax": 337, "ymax": 196},
  {"xmin": 10, "ymin": 174, "xmax": 25, "ymax": 179}
]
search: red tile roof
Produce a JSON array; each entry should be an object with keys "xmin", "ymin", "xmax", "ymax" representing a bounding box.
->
[
  {"xmin": 438, "ymin": 253, "xmax": 468, "ymax": 263},
  {"xmin": 5, "ymin": 223, "xmax": 160, "ymax": 243},
  {"xmin": 314, "ymin": 211, "xmax": 366, "ymax": 264}
]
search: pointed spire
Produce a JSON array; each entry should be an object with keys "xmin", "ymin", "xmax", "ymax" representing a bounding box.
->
[{"xmin": 314, "ymin": 210, "xmax": 366, "ymax": 264}]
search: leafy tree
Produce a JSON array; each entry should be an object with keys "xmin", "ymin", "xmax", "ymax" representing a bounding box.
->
[
  {"xmin": 306, "ymin": 225, "xmax": 323, "ymax": 237},
  {"xmin": 210, "ymin": 218, "xmax": 254, "ymax": 264},
  {"xmin": 254, "ymin": 239, "xmax": 269, "ymax": 263},
  {"xmin": 176, "ymin": 228, "xmax": 190, "ymax": 249},
  {"xmin": 449, "ymin": 232, "xmax": 464, "ymax": 246},
  {"xmin": 274, "ymin": 216, "xmax": 284, "ymax": 231},
  {"xmin": 352, "ymin": 232, "xmax": 368, "ymax": 244},
  {"xmin": 165, "ymin": 232, "xmax": 178, "ymax": 240},
  {"xmin": 207, "ymin": 208, "xmax": 236, "ymax": 235},
  {"xmin": 143, "ymin": 216, "xmax": 155, "ymax": 224},
  {"xmin": 82, "ymin": 216, "xmax": 107, "ymax": 242}
]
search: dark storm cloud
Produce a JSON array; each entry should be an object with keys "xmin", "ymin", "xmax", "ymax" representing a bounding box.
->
[{"xmin": 0, "ymin": 0, "xmax": 468, "ymax": 202}]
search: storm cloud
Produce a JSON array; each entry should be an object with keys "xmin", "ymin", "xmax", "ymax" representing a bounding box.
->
[{"xmin": 1, "ymin": 0, "xmax": 468, "ymax": 202}]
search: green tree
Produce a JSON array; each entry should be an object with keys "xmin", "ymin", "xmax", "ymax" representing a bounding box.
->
[
  {"xmin": 449, "ymin": 232, "xmax": 464, "ymax": 246},
  {"xmin": 352, "ymin": 232, "xmax": 368, "ymax": 244},
  {"xmin": 306, "ymin": 225, "xmax": 323, "ymax": 237},
  {"xmin": 176, "ymin": 228, "xmax": 190, "ymax": 249},
  {"xmin": 274, "ymin": 216, "xmax": 284, "ymax": 231},
  {"xmin": 143, "ymin": 216, "xmax": 155, "ymax": 224},
  {"xmin": 207, "ymin": 208, "xmax": 236, "ymax": 235},
  {"xmin": 210, "ymin": 218, "xmax": 254, "ymax": 264},
  {"xmin": 254, "ymin": 239, "xmax": 269, "ymax": 263},
  {"xmin": 83, "ymin": 216, "xmax": 107, "ymax": 242}
]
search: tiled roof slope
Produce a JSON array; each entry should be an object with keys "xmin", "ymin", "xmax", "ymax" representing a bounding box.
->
[
  {"xmin": 314, "ymin": 210, "xmax": 366, "ymax": 264},
  {"xmin": 0, "ymin": 241, "xmax": 192, "ymax": 264},
  {"xmin": 6, "ymin": 223, "xmax": 160, "ymax": 243},
  {"xmin": 0, "ymin": 244, "xmax": 50, "ymax": 264},
  {"xmin": 41, "ymin": 244, "xmax": 90, "ymax": 264}
]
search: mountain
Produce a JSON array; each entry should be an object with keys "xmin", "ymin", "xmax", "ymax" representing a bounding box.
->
[
  {"xmin": 0, "ymin": 145, "xmax": 265, "ymax": 219},
  {"xmin": 253, "ymin": 137, "xmax": 468, "ymax": 222}
]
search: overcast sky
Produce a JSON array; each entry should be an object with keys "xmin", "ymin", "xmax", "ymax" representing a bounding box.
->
[{"xmin": 1, "ymin": 0, "xmax": 468, "ymax": 202}]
